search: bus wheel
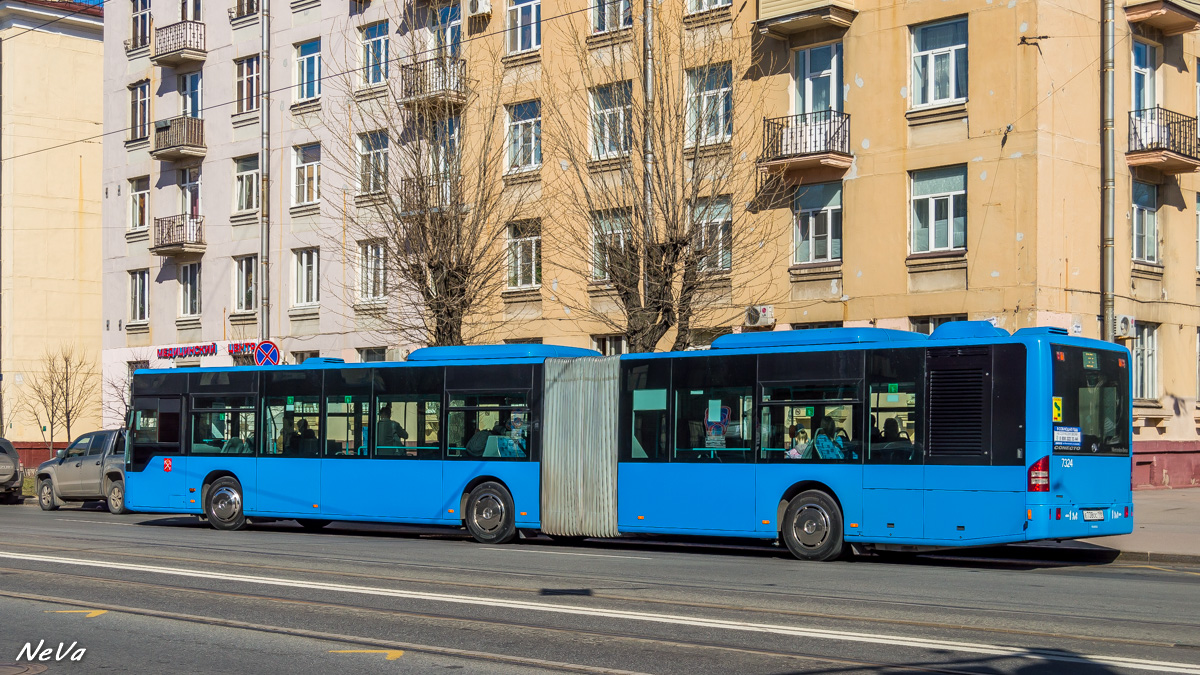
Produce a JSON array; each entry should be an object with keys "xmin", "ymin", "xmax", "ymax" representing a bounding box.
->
[
  {"xmin": 465, "ymin": 482, "xmax": 517, "ymax": 545},
  {"xmin": 204, "ymin": 477, "xmax": 246, "ymax": 531},
  {"xmin": 296, "ymin": 519, "xmax": 331, "ymax": 531},
  {"xmin": 781, "ymin": 490, "xmax": 844, "ymax": 562}
]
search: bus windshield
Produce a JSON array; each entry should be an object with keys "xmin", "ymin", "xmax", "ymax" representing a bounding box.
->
[{"xmin": 1051, "ymin": 346, "xmax": 1129, "ymax": 456}]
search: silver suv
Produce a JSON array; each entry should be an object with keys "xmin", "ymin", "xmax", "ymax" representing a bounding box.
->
[
  {"xmin": 36, "ymin": 430, "xmax": 128, "ymax": 514},
  {"xmin": 0, "ymin": 439, "xmax": 23, "ymax": 504}
]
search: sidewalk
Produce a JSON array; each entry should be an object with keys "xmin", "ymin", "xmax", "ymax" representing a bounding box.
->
[{"xmin": 1075, "ymin": 489, "xmax": 1200, "ymax": 564}]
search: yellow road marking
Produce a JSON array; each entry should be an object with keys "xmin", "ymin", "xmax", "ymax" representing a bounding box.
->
[
  {"xmin": 1120, "ymin": 564, "xmax": 1200, "ymax": 577},
  {"xmin": 46, "ymin": 609, "xmax": 107, "ymax": 618},
  {"xmin": 329, "ymin": 649, "xmax": 404, "ymax": 661}
]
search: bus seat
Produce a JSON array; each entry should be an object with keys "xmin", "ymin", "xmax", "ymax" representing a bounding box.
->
[
  {"xmin": 483, "ymin": 436, "xmax": 501, "ymax": 457},
  {"xmin": 632, "ymin": 436, "xmax": 648, "ymax": 459}
]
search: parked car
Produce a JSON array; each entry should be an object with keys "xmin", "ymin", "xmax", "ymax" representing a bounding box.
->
[
  {"xmin": 36, "ymin": 430, "xmax": 128, "ymax": 514},
  {"xmin": 0, "ymin": 438, "xmax": 23, "ymax": 504}
]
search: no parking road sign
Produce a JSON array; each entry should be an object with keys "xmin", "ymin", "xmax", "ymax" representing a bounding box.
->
[{"xmin": 255, "ymin": 341, "xmax": 281, "ymax": 366}]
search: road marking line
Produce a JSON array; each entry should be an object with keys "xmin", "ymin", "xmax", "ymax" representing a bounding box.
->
[
  {"xmin": 481, "ymin": 549, "xmax": 653, "ymax": 560},
  {"xmin": 46, "ymin": 609, "xmax": 107, "ymax": 618},
  {"xmin": 1, "ymin": 551, "xmax": 1197, "ymax": 674},
  {"xmin": 329, "ymin": 649, "xmax": 404, "ymax": 660}
]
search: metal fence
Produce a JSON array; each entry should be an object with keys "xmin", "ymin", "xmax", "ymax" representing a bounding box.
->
[
  {"xmin": 399, "ymin": 57, "xmax": 467, "ymax": 101},
  {"xmin": 400, "ymin": 173, "xmax": 456, "ymax": 211},
  {"xmin": 153, "ymin": 115, "xmax": 204, "ymax": 153},
  {"xmin": 1129, "ymin": 107, "xmax": 1199, "ymax": 158},
  {"xmin": 760, "ymin": 110, "xmax": 851, "ymax": 163},
  {"xmin": 154, "ymin": 214, "xmax": 205, "ymax": 247},
  {"xmin": 155, "ymin": 20, "xmax": 206, "ymax": 57}
]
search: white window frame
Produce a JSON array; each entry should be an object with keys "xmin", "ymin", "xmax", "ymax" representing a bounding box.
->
[
  {"xmin": 180, "ymin": 167, "xmax": 201, "ymax": 217},
  {"xmin": 359, "ymin": 240, "xmax": 386, "ymax": 301},
  {"xmin": 591, "ymin": 83, "xmax": 632, "ymax": 160},
  {"xmin": 358, "ymin": 347, "xmax": 387, "ymax": 362},
  {"xmin": 295, "ymin": 39, "xmax": 322, "ymax": 102},
  {"xmin": 234, "ymin": 155, "xmax": 260, "ymax": 213},
  {"xmin": 129, "ymin": 176, "xmax": 149, "ymax": 232},
  {"xmin": 794, "ymin": 182, "xmax": 843, "ymax": 265},
  {"xmin": 129, "ymin": 81, "xmax": 150, "ymax": 140},
  {"xmin": 181, "ymin": 0, "xmax": 201, "ymax": 22},
  {"xmin": 910, "ymin": 166, "xmax": 967, "ymax": 254},
  {"xmin": 593, "ymin": 0, "xmax": 631, "ymax": 33},
  {"xmin": 593, "ymin": 210, "xmax": 629, "ymax": 280},
  {"xmin": 689, "ymin": 0, "xmax": 730, "ymax": 13},
  {"xmin": 507, "ymin": 220, "xmax": 541, "ymax": 289},
  {"xmin": 1133, "ymin": 41, "xmax": 1158, "ymax": 112},
  {"xmin": 1133, "ymin": 180, "xmax": 1158, "ymax": 264},
  {"xmin": 358, "ymin": 131, "xmax": 388, "ymax": 194},
  {"xmin": 234, "ymin": 255, "xmax": 256, "ymax": 312},
  {"xmin": 129, "ymin": 269, "xmax": 149, "ymax": 322},
  {"xmin": 507, "ymin": 0, "xmax": 541, "ymax": 54},
  {"xmin": 179, "ymin": 262, "xmax": 201, "ymax": 317},
  {"xmin": 294, "ymin": 144, "xmax": 321, "ymax": 205},
  {"xmin": 179, "ymin": 71, "xmax": 202, "ymax": 118},
  {"xmin": 911, "ymin": 19, "xmax": 968, "ymax": 108},
  {"xmin": 130, "ymin": 0, "xmax": 150, "ymax": 49},
  {"xmin": 235, "ymin": 55, "xmax": 260, "ymax": 114},
  {"xmin": 294, "ymin": 248, "xmax": 320, "ymax": 306},
  {"xmin": 694, "ymin": 197, "xmax": 732, "ymax": 273},
  {"xmin": 507, "ymin": 101, "xmax": 542, "ymax": 172},
  {"xmin": 686, "ymin": 64, "xmax": 733, "ymax": 146},
  {"xmin": 592, "ymin": 335, "xmax": 627, "ymax": 356},
  {"xmin": 361, "ymin": 21, "xmax": 389, "ymax": 87},
  {"xmin": 1195, "ymin": 192, "xmax": 1199, "ymax": 271},
  {"xmin": 1133, "ymin": 321, "xmax": 1158, "ymax": 400}
]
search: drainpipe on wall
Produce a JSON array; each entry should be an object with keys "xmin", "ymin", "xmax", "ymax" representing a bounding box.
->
[
  {"xmin": 1101, "ymin": 0, "xmax": 1116, "ymax": 341},
  {"xmin": 258, "ymin": 0, "xmax": 271, "ymax": 341}
]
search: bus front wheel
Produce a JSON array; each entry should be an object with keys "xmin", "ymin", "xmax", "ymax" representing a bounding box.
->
[
  {"xmin": 465, "ymin": 482, "xmax": 517, "ymax": 545},
  {"xmin": 204, "ymin": 477, "xmax": 246, "ymax": 531},
  {"xmin": 781, "ymin": 490, "xmax": 844, "ymax": 562}
]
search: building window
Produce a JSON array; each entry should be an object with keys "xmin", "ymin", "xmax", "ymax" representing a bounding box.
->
[
  {"xmin": 910, "ymin": 314, "xmax": 966, "ymax": 335},
  {"xmin": 686, "ymin": 63, "xmax": 733, "ymax": 146},
  {"xmin": 912, "ymin": 19, "xmax": 967, "ymax": 107},
  {"xmin": 591, "ymin": 82, "xmax": 632, "ymax": 160},
  {"xmin": 295, "ymin": 39, "xmax": 322, "ymax": 102},
  {"xmin": 235, "ymin": 55, "xmax": 261, "ymax": 114},
  {"xmin": 129, "ymin": 81, "xmax": 150, "ymax": 140},
  {"xmin": 294, "ymin": 144, "xmax": 321, "ymax": 205},
  {"xmin": 361, "ymin": 21, "xmax": 389, "ymax": 86},
  {"xmin": 792, "ymin": 321, "xmax": 842, "ymax": 330},
  {"xmin": 694, "ymin": 197, "xmax": 732, "ymax": 272},
  {"xmin": 911, "ymin": 166, "xmax": 966, "ymax": 254},
  {"xmin": 235, "ymin": 255, "xmax": 256, "ymax": 313},
  {"xmin": 129, "ymin": 177, "xmax": 150, "ymax": 231},
  {"xmin": 180, "ymin": 167, "xmax": 201, "ymax": 217},
  {"xmin": 182, "ymin": 0, "xmax": 201, "ymax": 21},
  {"xmin": 358, "ymin": 347, "xmax": 386, "ymax": 362},
  {"xmin": 689, "ymin": 0, "xmax": 730, "ymax": 12},
  {"xmin": 130, "ymin": 0, "xmax": 150, "ymax": 49},
  {"xmin": 593, "ymin": 0, "xmax": 631, "ymax": 33},
  {"xmin": 795, "ymin": 43, "xmax": 842, "ymax": 117},
  {"xmin": 1195, "ymin": 193, "xmax": 1199, "ymax": 270},
  {"xmin": 294, "ymin": 248, "xmax": 320, "ymax": 306},
  {"xmin": 593, "ymin": 335, "xmax": 627, "ymax": 356},
  {"xmin": 358, "ymin": 131, "xmax": 388, "ymax": 194},
  {"xmin": 1133, "ymin": 321, "xmax": 1158, "ymax": 400},
  {"xmin": 794, "ymin": 182, "xmax": 842, "ymax": 264},
  {"xmin": 507, "ymin": 0, "xmax": 541, "ymax": 54},
  {"xmin": 129, "ymin": 269, "xmax": 149, "ymax": 322},
  {"xmin": 507, "ymin": 101, "xmax": 541, "ymax": 172},
  {"xmin": 292, "ymin": 351, "xmax": 319, "ymax": 364},
  {"xmin": 359, "ymin": 240, "xmax": 385, "ymax": 301},
  {"xmin": 179, "ymin": 262, "xmax": 201, "ymax": 317},
  {"xmin": 179, "ymin": 72, "xmax": 202, "ymax": 118},
  {"xmin": 1133, "ymin": 41, "xmax": 1157, "ymax": 112},
  {"xmin": 234, "ymin": 156, "xmax": 260, "ymax": 212},
  {"xmin": 1133, "ymin": 180, "xmax": 1158, "ymax": 264},
  {"xmin": 593, "ymin": 209, "xmax": 629, "ymax": 280},
  {"xmin": 507, "ymin": 220, "xmax": 541, "ymax": 288}
]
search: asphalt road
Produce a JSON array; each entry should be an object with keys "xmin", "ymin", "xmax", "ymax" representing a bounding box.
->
[{"xmin": 0, "ymin": 501, "xmax": 1197, "ymax": 675}]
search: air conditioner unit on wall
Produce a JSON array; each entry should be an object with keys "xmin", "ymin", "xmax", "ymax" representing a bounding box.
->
[
  {"xmin": 1115, "ymin": 314, "xmax": 1136, "ymax": 338},
  {"xmin": 467, "ymin": 0, "xmax": 491, "ymax": 17},
  {"xmin": 745, "ymin": 305, "xmax": 775, "ymax": 328}
]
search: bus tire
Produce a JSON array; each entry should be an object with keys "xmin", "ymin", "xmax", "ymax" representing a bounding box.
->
[
  {"xmin": 465, "ymin": 482, "xmax": 517, "ymax": 545},
  {"xmin": 204, "ymin": 477, "xmax": 246, "ymax": 531},
  {"xmin": 106, "ymin": 479, "xmax": 129, "ymax": 515},
  {"xmin": 38, "ymin": 480, "xmax": 59, "ymax": 511},
  {"xmin": 297, "ymin": 519, "xmax": 331, "ymax": 531},
  {"xmin": 781, "ymin": 490, "xmax": 844, "ymax": 562}
]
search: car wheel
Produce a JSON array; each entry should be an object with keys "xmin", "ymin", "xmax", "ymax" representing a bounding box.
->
[
  {"xmin": 781, "ymin": 490, "xmax": 844, "ymax": 562},
  {"xmin": 464, "ymin": 481, "xmax": 517, "ymax": 545},
  {"xmin": 204, "ymin": 477, "xmax": 246, "ymax": 531},
  {"xmin": 38, "ymin": 480, "xmax": 59, "ymax": 511},
  {"xmin": 296, "ymin": 519, "xmax": 331, "ymax": 531},
  {"xmin": 106, "ymin": 480, "xmax": 129, "ymax": 515}
]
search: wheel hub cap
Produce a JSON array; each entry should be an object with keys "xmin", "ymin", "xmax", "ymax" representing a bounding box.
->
[
  {"xmin": 211, "ymin": 486, "xmax": 241, "ymax": 522},
  {"xmin": 473, "ymin": 495, "xmax": 504, "ymax": 533},
  {"xmin": 793, "ymin": 504, "xmax": 830, "ymax": 549}
]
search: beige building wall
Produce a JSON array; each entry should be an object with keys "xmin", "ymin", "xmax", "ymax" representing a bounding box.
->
[{"xmin": 0, "ymin": 2, "xmax": 103, "ymax": 443}]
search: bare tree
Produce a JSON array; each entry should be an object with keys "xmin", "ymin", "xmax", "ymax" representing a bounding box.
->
[
  {"xmin": 307, "ymin": 3, "xmax": 536, "ymax": 347},
  {"xmin": 544, "ymin": 3, "xmax": 786, "ymax": 352},
  {"xmin": 102, "ymin": 350, "xmax": 151, "ymax": 429},
  {"xmin": 18, "ymin": 345, "xmax": 99, "ymax": 447}
]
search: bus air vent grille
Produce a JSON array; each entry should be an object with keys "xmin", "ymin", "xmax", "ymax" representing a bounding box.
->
[{"xmin": 927, "ymin": 368, "xmax": 985, "ymax": 454}]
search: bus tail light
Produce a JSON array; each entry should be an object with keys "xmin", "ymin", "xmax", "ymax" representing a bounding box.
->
[{"xmin": 1028, "ymin": 456, "xmax": 1050, "ymax": 492}]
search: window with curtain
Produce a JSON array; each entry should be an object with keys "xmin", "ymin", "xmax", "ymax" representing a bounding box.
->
[
  {"xmin": 911, "ymin": 166, "xmax": 966, "ymax": 254},
  {"xmin": 912, "ymin": 19, "xmax": 967, "ymax": 107},
  {"xmin": 794, "ymin": 182, "xmax": 842, "ymax": 264}
]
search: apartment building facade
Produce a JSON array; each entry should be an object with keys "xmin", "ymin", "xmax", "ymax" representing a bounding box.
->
[{"xmin": 102, "ymin": 0, "xmax": 1200, "ymax": 484}]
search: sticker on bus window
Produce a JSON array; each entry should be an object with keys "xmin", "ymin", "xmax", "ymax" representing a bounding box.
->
[
  {"xmin": 1053, "ymin": 425, "xmax": 1082, "ymax": 451},
  {"xmin": 804, "ymin": 406, "xmax": 815, "ymax": 417},
  {"xmin": 286, "ymin": 395, "xmax": 295, "ymax": 412},
  {"xmin": 1052, "ymin": 396, "xmax": 1063, "ymax": 422},
  {"xmin": 887, "ymin": 383, "xmax": 899, "ymax": 394}
]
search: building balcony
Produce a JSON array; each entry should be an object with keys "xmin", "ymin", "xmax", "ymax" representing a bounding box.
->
[
  {"xmin": 1127, "ymin": 107, "xmax": 1200, "ymax": 174},
  {"xmin": 151, "ymin": 215, "xmax": 206, "ymax": 256},
  {"xmin": 756, "ymin": 0, "xmax": 856, "ymax": 37},
  {"xmin": 757, "ymin": 111, "xmax": 852, "ymax": 174},
  {"xmin": 399, "ymin": 173, "xmax": 457, "ymax": 214},
  {"xmin": 151, "ymin": 21, "xmax": 206, "ymax": 67},
  {"xmin": 150, "ymin": 116, "xmax": 205, "ymax": 161},
  {"xmin": 1125, "ymin": 0, "xmax": 1200, "ymax": 35},
  {"xmin": 398, "ymin": 57, "xmax": 467, "ymax": 108}
]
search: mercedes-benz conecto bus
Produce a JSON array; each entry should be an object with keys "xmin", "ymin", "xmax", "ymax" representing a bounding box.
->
[{"xmin": 125, "ymin": 321, "xmax": 1133, "ymax": 561}]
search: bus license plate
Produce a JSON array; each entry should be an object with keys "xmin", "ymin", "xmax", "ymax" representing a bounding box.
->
[{"xmin": 1083, "ymin": 509, "xmax": 1105, "ymax": 522}]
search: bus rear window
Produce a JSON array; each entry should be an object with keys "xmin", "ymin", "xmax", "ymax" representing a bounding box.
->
[{"xmin": 1051, "ymin": 346, "xmax": 1129, "ymax": 455}]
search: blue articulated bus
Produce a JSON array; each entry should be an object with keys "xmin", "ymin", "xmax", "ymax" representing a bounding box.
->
[{"xmin": 125, "ymin": 320, "xmax": 1133, "ymax": 561}]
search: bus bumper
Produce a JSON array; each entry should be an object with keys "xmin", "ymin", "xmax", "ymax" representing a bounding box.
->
[{"xmin": 1025, "ymin": 502, "xmax": 1134, "ymax": 540}]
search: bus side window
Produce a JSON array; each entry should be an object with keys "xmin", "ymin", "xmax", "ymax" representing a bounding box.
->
[
  {"xmin": 446, "ymin": 392, "xmax": 530, "ymax": 461},
  {"xmin": 671, "ymin": 355, "xmax": 755, "ymax": 463},
  {"xmin": 866, "ymin": 349, "xmax": 924, "ymax": 465},
  {"xmin": 262, "ymin": 370, "xmax": 322, "ymax": 458},
  {"xmin": 621, "ymin": 360, "xmax": 671, "ymax": 462},
  {"xmin": 324, "ymin": 369, "xmax": 372, "ymax": 458}
]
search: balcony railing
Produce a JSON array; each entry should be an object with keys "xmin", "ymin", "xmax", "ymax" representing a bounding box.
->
[
  {"xmin": 758, "ymin": 111, "xmax": 852, "ymax": 171},
  {"xmin": 124, "ymin": 33, "xmax": 151, "ymax": 53},
  {"xmin": 1127, "ymin": 107, "xmax": 1200, "ymax": 174},
  {"xmin": 152, "ymin": 21, "xmax": 206, "ymax": 66},
  {"xmin": 399, "ymin": 173, "xmax": 457, "ymax": 213},
  {"xmin": 228, "ymin": 0, "xmax": 258, "ymax": 20},
  {"xmin": 151, "ymin": 215, "xmax": 205, "ymax": 255},
  {"xmin": 150, "ymin": 115, "xmax": 205, "ymax": 160},
  {"xmin": 399, "ymin": 57, "xmax": 467, "ymax": 106}
]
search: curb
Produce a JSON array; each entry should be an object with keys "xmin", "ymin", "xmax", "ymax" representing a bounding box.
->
[{"xmin": 1112, "ymin": 550, "xmax": 1200, "ymax": 565}]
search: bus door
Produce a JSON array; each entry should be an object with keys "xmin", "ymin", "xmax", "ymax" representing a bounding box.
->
[
  {"xmin": 861, "ymin": 350, "xmax": 925, "ymax": 540},
  {"xmin": 127, "ymin": 396, "xmax": 186, "ymax": 509},
  {"xmin": 257, "ymin": 370, "xmax": 323, "ymax": 515}
]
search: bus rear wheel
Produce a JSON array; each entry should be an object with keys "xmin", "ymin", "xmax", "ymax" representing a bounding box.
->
[
  {"xmin": 781, "ymin": 490, "xmax": 844, "ymax": 562},
  {"xmin": 204, "ymin": 477, "xmax": 246, "ymax": 531},
  {"xmin": 465, "ymin": 482, "xmax": 517, "ymax": 545}
]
